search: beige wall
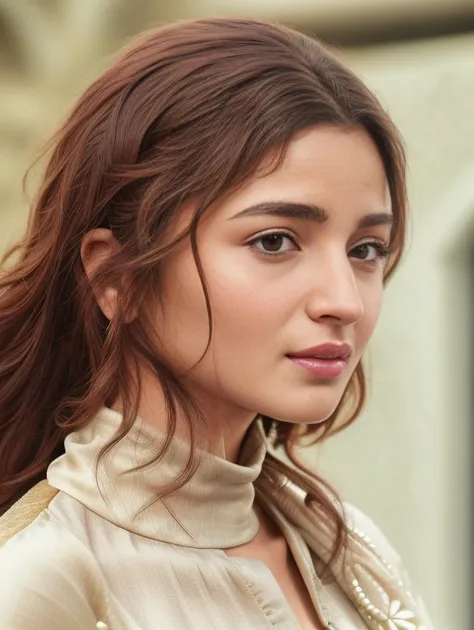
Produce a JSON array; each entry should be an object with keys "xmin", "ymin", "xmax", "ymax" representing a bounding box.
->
[{"xmin": 1, "ymin": 3, "xmax": 472, "ymax": 628}]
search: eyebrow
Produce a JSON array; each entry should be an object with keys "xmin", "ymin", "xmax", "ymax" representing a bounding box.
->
[{"xmin": 229, "ymin": 201, "xmax": 394, "ymax": 230}]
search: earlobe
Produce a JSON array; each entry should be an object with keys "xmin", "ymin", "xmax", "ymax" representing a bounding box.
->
[
  {"xmin": 81, "ymin": 228, "xmax": 121, "ymax": 321},
  {"xmin": 100, "ymin": 287, "xmax": 119, "ymax": 322}
]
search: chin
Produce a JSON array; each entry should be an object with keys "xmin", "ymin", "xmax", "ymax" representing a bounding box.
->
[{"xmin": 258, "ymin": 391, "xmax": 343, "ymax": 426}]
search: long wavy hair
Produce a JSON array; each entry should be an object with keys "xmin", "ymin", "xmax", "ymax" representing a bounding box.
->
[{"xmin": 0, "ymin": 18, "xmax": 407, "ymax": 567}]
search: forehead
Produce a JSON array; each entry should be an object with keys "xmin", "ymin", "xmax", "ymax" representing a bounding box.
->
[{"xmin": 212, "ymin": 125, "xmax": 392, "ymax": 223}]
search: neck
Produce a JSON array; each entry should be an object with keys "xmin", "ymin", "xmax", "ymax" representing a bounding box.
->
[
  {"xmin": 113, "ymin": 366, "xmax": 259, "ymax": 463},
  {"xmin": 47, "ymin": 406, "xmax": 268, "ymax": 548}
]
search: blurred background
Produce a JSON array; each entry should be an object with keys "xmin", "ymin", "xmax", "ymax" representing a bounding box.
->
[{"xmin": 1, "ymin": 1, "xmax": 473, "ymax": 627}]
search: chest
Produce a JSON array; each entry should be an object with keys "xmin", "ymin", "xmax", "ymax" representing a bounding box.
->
[
  {"xmin": 225, "ymin": 535, "xmax": 324, "ymax": 630},
  {"xmin": 86, "ymin": 526, "xmax": 366, "ymax": 630}
]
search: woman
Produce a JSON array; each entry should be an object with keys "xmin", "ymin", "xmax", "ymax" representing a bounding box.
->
[{"xmin": 0, "ymin": 17, "xmax": 432, "ymax": 630}]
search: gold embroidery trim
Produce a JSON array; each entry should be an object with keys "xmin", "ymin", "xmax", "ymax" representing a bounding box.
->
[{"xmin": 0, "ymin": 480, "xmax": 58, "ymax": 548}]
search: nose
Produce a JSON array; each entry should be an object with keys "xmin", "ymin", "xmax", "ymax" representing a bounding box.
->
[{"xmin": 304, "ymin": 256, "xmax": 364, "ymax": 326}]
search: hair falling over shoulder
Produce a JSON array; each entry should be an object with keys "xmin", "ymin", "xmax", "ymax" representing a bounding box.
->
[{"xmin": 0, "ymin": 17, "xmax": 407, "ymax": 568}]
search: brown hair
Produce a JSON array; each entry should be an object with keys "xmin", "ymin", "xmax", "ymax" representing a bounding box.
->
[{"xmin": 0, "ymin": 18, "xmax": 406, "ymax": 567}]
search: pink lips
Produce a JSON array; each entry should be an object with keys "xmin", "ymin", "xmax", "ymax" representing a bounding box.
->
[{"xmin": 286, "ymin": 343, "xmax": 352, "ymax": 379}]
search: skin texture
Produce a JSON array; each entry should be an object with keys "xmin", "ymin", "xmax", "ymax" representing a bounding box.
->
[{"xmin": 82, "ymin": 125, "xmax": 392, "ymax": 461}]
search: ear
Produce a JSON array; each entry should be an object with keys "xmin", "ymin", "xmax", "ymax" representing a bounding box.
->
[{"xmin": 81, "ymin": 228, "xmax": 121, "ymax": 321}]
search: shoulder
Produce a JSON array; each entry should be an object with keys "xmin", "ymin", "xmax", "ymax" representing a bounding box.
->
[
  {"xmin": 0, "ymin": 480, "xmax": 58, "ymax": 546},
  {"xmin": 0, "ymin": 482, "xmax": 111, "ymax": 629}
]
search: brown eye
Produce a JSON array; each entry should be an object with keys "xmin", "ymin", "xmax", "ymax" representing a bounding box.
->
[
  {"xmin": 350, "ymin": 242, "xmax": 390, "ymax": 262},
  {"xmin": 351, "ymin": 244, "xmax": 373, "ymax": 260},
  {"xmin": 248, "ymin": 231, "xmax": 299, "ymax": 256},
  {"xmin": 261, "ymin": 234, "xmax": 285, "ymax": 252}
]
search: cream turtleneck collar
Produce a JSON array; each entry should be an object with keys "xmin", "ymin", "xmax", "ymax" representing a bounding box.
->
[{"xmin": 47, "ymin": 407, "xmax": 267, "ymax": 549}]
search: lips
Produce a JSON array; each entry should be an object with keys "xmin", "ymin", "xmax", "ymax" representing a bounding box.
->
[
  {"xmin": 287, "ymin": 343, "xmax": 352, "ymax": 361},
  {"xmin": 286, "ymin": 343, "xmax": 352, "ymax": 379}
]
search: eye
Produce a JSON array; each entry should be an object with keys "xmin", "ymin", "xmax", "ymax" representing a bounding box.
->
[
  {"xmin": 350, "ymin": 241, "xmax": 390, "ymax": 263},
  {"xmin": 247, "ymin": 230, "xmax": 299, "ymax": 257}
]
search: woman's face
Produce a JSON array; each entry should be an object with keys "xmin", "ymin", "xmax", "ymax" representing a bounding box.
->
[{"xmin": 153, "ymin": 126, "xmax": 392, "ymax": 426}]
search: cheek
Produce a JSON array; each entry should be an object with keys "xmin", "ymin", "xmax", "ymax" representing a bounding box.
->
[
  {"xmin": 153, "ymin": 252, "xmax": 211, "ymax": 369},
  {"xmin": 207, "ymin": 263, "xmax": 291, "ymax": 341},
  {"xmin": 207, "ymin": 280, "xmax": 270, "ymax": 349},
  {"xmin": 154, "ymin": 251, "xmax": 280, "ymax": 370}
]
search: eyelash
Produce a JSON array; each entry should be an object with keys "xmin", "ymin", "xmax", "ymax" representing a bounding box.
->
[{"xmin": 246, "ymin": 229, "xmax": 391, "ymax": 263}]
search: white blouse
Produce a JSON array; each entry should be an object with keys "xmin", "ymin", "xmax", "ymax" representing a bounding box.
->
[{"xmin": 0, "ymin": 407, "xmax": 432, "ymax": 629}]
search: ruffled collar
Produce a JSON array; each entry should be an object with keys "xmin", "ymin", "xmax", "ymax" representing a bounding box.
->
[{"xmin": 47, "ymin": 407, "xmax": 267, "ymax": 548}]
